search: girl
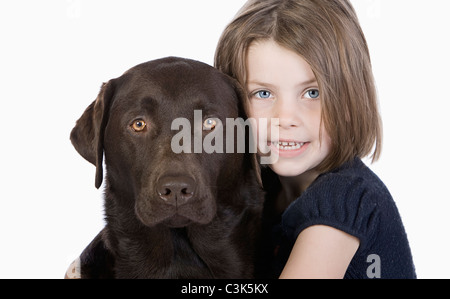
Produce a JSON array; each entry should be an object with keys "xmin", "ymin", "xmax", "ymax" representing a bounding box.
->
[{"xmin": 215, "ymin": 0, "xmax": 416, "ymax": 278}]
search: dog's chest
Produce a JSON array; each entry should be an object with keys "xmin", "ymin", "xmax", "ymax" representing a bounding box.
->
[{"xmin": 114, "ymin": 228, "xmax": 215, "ymax": 279}]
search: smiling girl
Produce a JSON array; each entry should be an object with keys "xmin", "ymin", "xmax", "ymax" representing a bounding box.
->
[{"xmin": 215, "ymin": 0, "xmax": 416, "ymax": 278}]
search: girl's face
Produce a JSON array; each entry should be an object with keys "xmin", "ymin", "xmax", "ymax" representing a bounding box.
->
[{"xmin": 246, "ymin": 39, "xmax": 332, "ymax": 178}]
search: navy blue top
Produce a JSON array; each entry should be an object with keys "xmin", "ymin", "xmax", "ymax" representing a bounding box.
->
[{"xmin": 261, "ymin": 158, "xmax": 416, "ymax": 279}]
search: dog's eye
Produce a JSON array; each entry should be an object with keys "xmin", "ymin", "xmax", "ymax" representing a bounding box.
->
[
  {"xmin": 131, "ymin": 120, "xmax": 147, "ymax": 132},
  {"xmin": 203, "ymin": 118, "xmax": 217, "ymax": 130}
]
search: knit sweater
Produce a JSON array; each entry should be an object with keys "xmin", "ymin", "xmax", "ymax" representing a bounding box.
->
[{"xmin": 261, "ymin": 158, "xmax": 416, "ymax": 279}]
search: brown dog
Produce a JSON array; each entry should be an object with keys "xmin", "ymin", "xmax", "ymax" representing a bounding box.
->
[{"xmin": 69, "ymin": 57, "xmax": 264, "ymax": 278}]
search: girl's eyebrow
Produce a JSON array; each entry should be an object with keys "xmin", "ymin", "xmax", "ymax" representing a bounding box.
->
[
  {"xmin": 246, "ymin": 81, "xmax": 277, "ymax": 89},
  {"xmin": 246, "ymin": 78, "xmax": 318, "ymax": 88},
  {"xmin": 296, "ymin": 78, "xmax": 318, "ymax": 87}
]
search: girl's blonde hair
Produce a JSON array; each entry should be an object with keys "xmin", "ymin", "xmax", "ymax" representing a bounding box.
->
[{"xmin": 215, "ymin": 0, "xmax": 382, "ymax": 172}]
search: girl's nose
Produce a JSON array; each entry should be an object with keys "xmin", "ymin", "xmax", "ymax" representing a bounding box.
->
[{"xmin": 273, "ymin": 97, "xmax": 300, "ymax": 129}]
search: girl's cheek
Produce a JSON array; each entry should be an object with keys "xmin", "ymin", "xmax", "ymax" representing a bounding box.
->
[
  {"xmin": 319, "ymin": 128, "xmax": 333, "ymax": 154},
  {"xmin": 248, "ymin": 101, "xmax": 271, "ymax": 119}
]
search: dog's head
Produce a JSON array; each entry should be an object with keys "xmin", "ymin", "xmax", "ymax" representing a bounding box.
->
[{"xmin": 71, "ymin": 57, "xmax": 258, "ymax": 228}]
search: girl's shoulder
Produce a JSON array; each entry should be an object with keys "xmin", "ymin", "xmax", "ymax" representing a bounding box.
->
[
  {"xmin": 281, "ymin": 158, "xmax": 397, "ymax": 249},
  {"xmin": 310, "ymin": 157, "xmax": 393, "ymax": 204}
]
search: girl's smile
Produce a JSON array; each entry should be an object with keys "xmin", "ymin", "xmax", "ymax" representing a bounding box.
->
[{"xmin": 269, "ymin": 140, "xmax": 310, "ymax": 159}]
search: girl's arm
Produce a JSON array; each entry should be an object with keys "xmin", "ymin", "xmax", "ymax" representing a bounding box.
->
[{"xmin": 279, "ymin": 225, "xmax": 360, "ymax": 279}]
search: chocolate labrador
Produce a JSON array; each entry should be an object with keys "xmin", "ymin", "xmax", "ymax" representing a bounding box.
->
[{"xmin": 70, "ymin": 57, "xmax": 264, "ymax": 278}]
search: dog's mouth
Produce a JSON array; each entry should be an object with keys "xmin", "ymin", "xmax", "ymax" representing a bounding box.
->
[
  {"xmin": 136, "ymin": 192, "xmax": 216, "ymax": 228},
  {"xmin": 162, "ymin": 214, "xmax": 192, "ymax": 228},
  {"xmin": 136, "ymin": 205, "xmax": 214, "ymax": 228}
]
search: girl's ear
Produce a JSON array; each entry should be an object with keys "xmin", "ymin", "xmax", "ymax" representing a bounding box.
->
[{"xmin": 70, "ymin": 81, "xmax": 116, "ymax": 189}]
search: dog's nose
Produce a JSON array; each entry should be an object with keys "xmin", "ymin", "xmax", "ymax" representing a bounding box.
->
[{"xmin": 156, "ymin": 176, "xmax": 196, "ymax": 206}]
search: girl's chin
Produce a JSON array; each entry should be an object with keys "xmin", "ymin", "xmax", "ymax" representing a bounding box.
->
[{"xmin": 268, "ymin": 161, "xmax": 308, "ymax": 177}]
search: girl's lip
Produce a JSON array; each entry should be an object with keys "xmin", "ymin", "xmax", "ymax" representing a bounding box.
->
[{"xmin": 268, "ymin": 140, "xmax": 310, "ymax": 158}]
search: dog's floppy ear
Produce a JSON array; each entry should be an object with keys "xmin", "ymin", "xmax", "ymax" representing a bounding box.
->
[{"xmin": 70, "ymin": 81, "xmax": 116, "ymax": 189}]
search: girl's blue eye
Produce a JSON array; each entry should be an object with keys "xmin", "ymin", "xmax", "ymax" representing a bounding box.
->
[
  {"xmin": 305, "ymin": 89, "xmax": 320, "ymax": 99},
  {"xmin": 255, "ymin": 90, "xmax": 272, "ymax": 99}
]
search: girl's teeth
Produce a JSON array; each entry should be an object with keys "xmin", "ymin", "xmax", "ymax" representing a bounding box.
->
[{"xmin": 273, "ymin": 142, "xmax": 305, "ymax": 150}]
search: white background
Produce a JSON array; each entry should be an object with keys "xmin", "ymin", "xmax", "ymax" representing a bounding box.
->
[{"xmin": 0, "ymin": 0, "xmax": 449, "ymax": 279}]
